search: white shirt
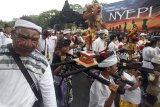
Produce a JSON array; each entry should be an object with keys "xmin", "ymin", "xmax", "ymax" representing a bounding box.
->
[
  {"xmin": 47, "ymin": 36, "xmax": 57, "ymax": 53},
  {"xmin": 0, "ymin": 33, "xmax": 12, "ymax": 46},
  {"xmin": 108, "ymin": 41, "xmax": 118, "ymax": 52},
  {"xmin": 89, "ymin": 74, "xmax": 115, "ymax": 107},
  {"xmin": 0, "ymin": 47, "xmax": 57, "ymax": 107},
  {"xmin": 142, "ymin": 47, "xmax": 157, "ymax": 69},
  {"xmin": 92, "ymin": 37, "xmax": 107, "ymax": 53},
  {"xmin": 121, "ymin": 75, "xmax": 141, "ymax": 104},
  {"xmin": 37, "ymin": 35, "xmax": 48, "ymax": 52}
]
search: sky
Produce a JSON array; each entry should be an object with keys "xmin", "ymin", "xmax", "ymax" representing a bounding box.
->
[{"xmin": 0, "ymin": 0, "xmax": 122, "ymax": 21}]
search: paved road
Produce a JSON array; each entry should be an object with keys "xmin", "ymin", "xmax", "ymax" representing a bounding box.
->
[{"xmin": 70, "ymin": 73, "xmax": 92, "ymax": 107}]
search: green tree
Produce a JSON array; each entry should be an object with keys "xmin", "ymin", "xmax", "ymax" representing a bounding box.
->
[{"xmin": 38, "ymin": 9, "xmax": 60, "ymax": 29}]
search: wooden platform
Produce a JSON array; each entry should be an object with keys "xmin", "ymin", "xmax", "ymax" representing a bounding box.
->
[{"xmin": 73, "ymin": 58, "xmax": 98, "ymax": 67}]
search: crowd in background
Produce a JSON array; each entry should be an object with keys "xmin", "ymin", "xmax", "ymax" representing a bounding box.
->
[{"xmin": 0, "ymin": 17, "xmax": 160, "ymax": 107}]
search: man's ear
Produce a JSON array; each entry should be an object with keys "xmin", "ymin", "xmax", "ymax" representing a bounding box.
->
[{"xmin": 105, "ymin": 67, "xmax": 110, "ymax": 72}]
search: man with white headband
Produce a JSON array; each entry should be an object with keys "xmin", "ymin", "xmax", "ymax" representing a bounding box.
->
[
  {"xmin": 89, "ymin": 52, "xmax": 119, "ymax": 107},
  {"xmin": 63, "ymin": 29, "xmax": 78, "ymax": 56},
  {"xmin": 0, "ymin": 16, "xmax": 57, "ymax": 107}
]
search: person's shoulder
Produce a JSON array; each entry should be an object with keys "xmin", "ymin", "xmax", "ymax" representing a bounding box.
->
[
  {"xmin": 91, "ymin": 79, "xmax": 105, "ymax": 91},
  {"xmin": 108, "ymin": 42, "xmax": 113, "ymax": 46},
  {"xmin": 30, "ymin": 49, "xmax": 49, "ymax": 67},
  {"xmin": 94, "ymin": 37, "xmax": 101, "ymax": 43},
  {"xmin": 0, "ymin": 32, "xmax": 3, "ymax": 36}
]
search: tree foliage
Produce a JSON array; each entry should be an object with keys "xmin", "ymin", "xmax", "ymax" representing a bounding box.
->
[{"xmin": 38, "ymin": 9, "xmax": 60, "ymax": 29}]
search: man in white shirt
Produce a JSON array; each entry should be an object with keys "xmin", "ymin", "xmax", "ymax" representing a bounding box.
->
[
  {"xmin": 47, "ymin": 30, "xmax": 57, "ymax": 64},
  {"xmin": 89, "ymin": 53, "xmax": 119, "ymax": 107},
  {"xmin": 141, "ymin": 36, "xmax": 157, "ymax": 93},
  {"xmin": 0, "ymin": 16, "xmax": 57, "ymax": 107},
  {"xmin": 37, "ymin": 30, "xmax": 50, "ymax": 59},
  {"xmin": 92, "ymin": 29, "xmax": 109, "ymax": 55}
]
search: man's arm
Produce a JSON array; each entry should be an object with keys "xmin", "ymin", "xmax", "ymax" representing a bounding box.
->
[
  {"xmin": 39, "ymin": 64, "xmax": 57, "ymax": 107},
  {"xmin": 104, "ymin": 92, "xmax": 116, "ymax": 107},
  {"xmin": 104, "ymin": 83, "xmax": 118, "ymax": 107}
]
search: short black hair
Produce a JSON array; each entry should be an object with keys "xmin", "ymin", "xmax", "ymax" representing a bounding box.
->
[
  {"xmin": 145, "ymin": 36, "xmax": 157, "ymax": 47},
  {"xmin": 42, "ymin": 30, "xmax": 50, "ymax": 37},
  {"xmin": 4, "ymin": 23, "xmax": 11, "ymax": 28},
  {"xmin": 110, "ymin": 34, "xmax": 117, "ymax": 41},
  {"xmin": 118, "ymin": 35, "xmax": 127, "ymax": 42},
  {"xmin": 56, "ymin": 38, "xmax": 71, "ymax": 49}
]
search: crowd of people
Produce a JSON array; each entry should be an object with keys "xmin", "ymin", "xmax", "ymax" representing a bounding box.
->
[{"xmin": 0, "ymin": 16, "xmax": 159, "ymax": 107}]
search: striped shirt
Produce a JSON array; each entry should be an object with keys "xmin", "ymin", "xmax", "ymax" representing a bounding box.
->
[{"xmin": 0, "ymin": 45, "xmax": 57, "ymax": 107}]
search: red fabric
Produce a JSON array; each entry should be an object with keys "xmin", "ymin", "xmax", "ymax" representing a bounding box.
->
[
  {"xmin": 118, "ymin": 45, "xmax": 123, "ymax": 49},
  {"xmin": 139, "ymin": 45, "xmax": 144, "ymax": 50}
]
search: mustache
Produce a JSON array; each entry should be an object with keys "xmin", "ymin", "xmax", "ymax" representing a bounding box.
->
[{"xmin": 16, "ymin": 46, "xmax": 35, "ymax": 51}]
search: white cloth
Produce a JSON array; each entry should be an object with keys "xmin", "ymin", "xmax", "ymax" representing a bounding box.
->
[
  {"xmin": 99, "ymin": 29, "xmax": 109, "ymax": 35},
  {"xmin": 68, "ymin": 41, "xmax": 74, "ymax": 55},
  {"xmin": 121, "ymin": 75, "xmax": 141, "ymax": 104},
  {"xmin": 155, "ymin": 47, "xmax": 160, "ymax": 55},
  {"xmin": 89, "ymin": 74, "xmax": 115, "ymax": 107},
  {"xmin": 0, "ymin": 33, "xmax": 12, "ymax": 46},
  {"xmin": 137, "ymin": 40, "xmax": 144, "ymax": 46},
  {"xmin": 47, "ymin": 36, "xmax": 57, "ymax": 63},
  {"xmin": 142, "ymin": 47, "xmax": 157, "ymax": 69},
  {"xmin": 47, "ymin": 36, "xmax": 57, "ymax": 53},
  {"xmin": 123, "ymin": 71, "xmax": 134, "ymax": 89},
  {"xmin": 108, "ymin": 41, "xmax": 118, "ymax": 52},
  {"xmin": 92, "ymin": 37, "xmax": 107, "ymax": 53},
  {"xmin": 0, "ymin": 47, "xmax": 57, "ymax": 107},
  {"xmin": 37, "ymin": 35, "xmax": 49, "ymax": 54},
  {"xmin": 63, "ymin": 29, "xmax": 71, "ymax": 35},
  {"xmin": 98, "ymin": 54, "xmax": 117, "ymax": 68},
  {"xmin": 14, "ymin": 19, "xmax": 42, "ymax": 33}
]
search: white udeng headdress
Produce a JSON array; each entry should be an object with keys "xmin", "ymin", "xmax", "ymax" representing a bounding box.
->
[
  {"xmin": 63, "ymin": 29, "xmax": 71, "ymax": 35},
  {"xmin": 99, "ymin": 29, "xmax": 109, "ymax": 35},
  {"xmin": 14, "ymin": 19, "xmax": 42, "ymax": 33},
  {"xmin": 98, "ymin": 54, "xmax": 118, "ymax": 67}
]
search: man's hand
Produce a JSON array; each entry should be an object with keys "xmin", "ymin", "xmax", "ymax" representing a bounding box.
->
[
  {"xmin": 109, "ymin": 83, "xmax": 119, "ymax": 94},
  {"xmin": 61, "ymin": 55, "xmax": 66, "ymax": 62},
  {"xmin": 70, "ymin": 44, "xmax": 78, "ymax": 49}
]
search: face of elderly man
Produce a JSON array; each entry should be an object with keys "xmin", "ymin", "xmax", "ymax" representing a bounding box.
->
[
  {"xmin": 100, "ymin": 33, "xmax": 109, "ymax": 42},
  {"xmin": 12, "ymin": 27, "xmax": 40, "ymax": 56}
]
